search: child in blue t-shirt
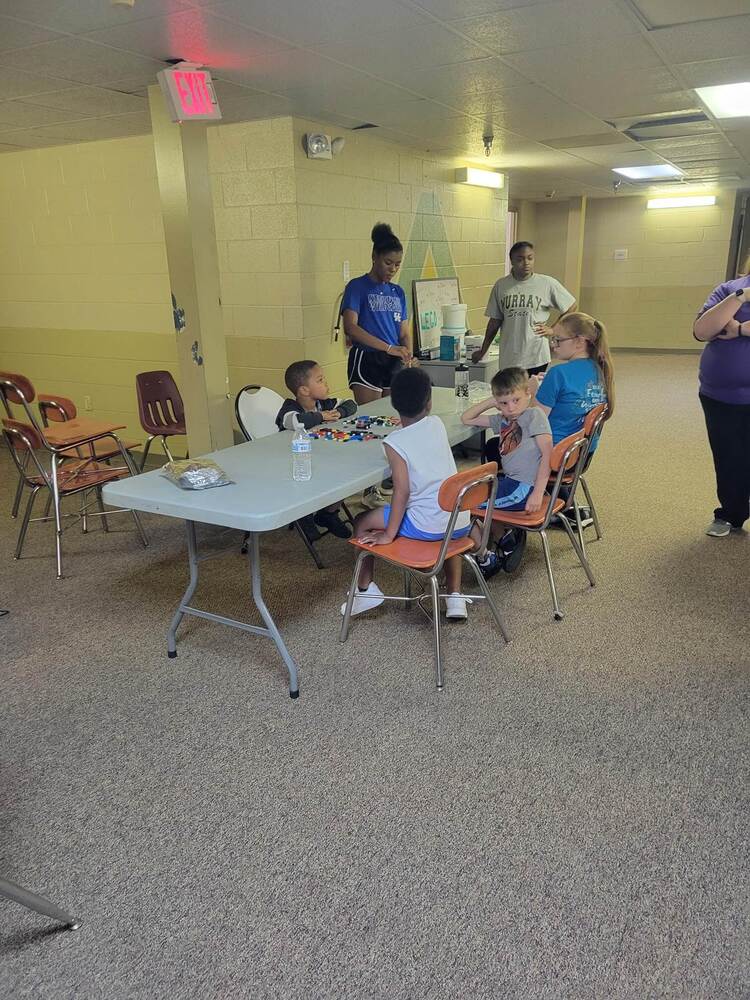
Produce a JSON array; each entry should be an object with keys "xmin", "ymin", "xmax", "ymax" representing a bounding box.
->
[
  {"xmin": 533, "ymin": 311, "xmax": 614, "ymax": 452},
  {"xmin": 342, "ymin": 223, "xmax": 413, "ymax": 407}
]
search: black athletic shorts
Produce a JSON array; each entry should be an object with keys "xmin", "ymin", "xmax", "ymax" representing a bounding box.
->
[{"xmin": 348, "ymin": 346, "xmax": 402, "ymax": 392}]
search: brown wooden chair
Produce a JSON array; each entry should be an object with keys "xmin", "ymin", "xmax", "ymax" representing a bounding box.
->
[
  {"xmin": 135, "ymin": 370, "xmax": 186, "ymax": 470},
  {"xmin": 475, "ymin": 433, "xmax": 595, "ymax": 621},
  {"xmin": 38, "ymin": 394, "xmax": 140, "ymax": 462},
  {"xmin": 340, "ymin": 462, "xmax": 509, "ymax": 691}
]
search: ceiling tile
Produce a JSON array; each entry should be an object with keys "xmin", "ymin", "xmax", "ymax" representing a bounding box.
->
[
  {"xmin": 82, "ymin": 10, "xmax": 293, "ymax": 68},
  {"xmin": 645, "ymin": 134, "xmax": 738, "ymax": 160},
  {"xmin": 408, "ymin": 0, "xmax": 552, "ymax": 18},
  {"xmin": 403, "ymin": 58, "xmax": 523, "ymax": 105},
  {"xmin": 2, "ymin": 38, "xmax": 168, "ymax": 87},
  {"xmin": 20, "ymin": 86, "xmax": 147, "ymax": 116},
  {"xmin": 565, "ymin": 145, "xmax": 664, "ymax": 168},
  {"xmin": 0, "ymin": 100, "xmax": 92, "ymax": 129},
  {"xmin": 631, "ymin": 1, "xmax": 750, "ymax": 28},
  {"xmin": 677, "ymin": 56, "xmax": 750, "ymax": 89},
  {"xmin": 0, "ymin": 15, "xmax": 64, "ymax": 52},
  {"xmin": 0, "ymin": 66, "xmax": 75, "ymax": 100},
  {"xmin": 454, "ymin": 0, "xmax": 640, "ymax": 55},
  {"xmin": 310, "ymin": 23, "xmax": 489, "ymax": 78},
  {"xmin": 502, "ymin": 36, "xmax": 663, "ymax": 87},
  {"xmin": 649, "ymin": 15, "xmax": 750, "ymax": 63},
  {"xmin": 0, "ymin": 0, "xmax": 194, "ymax": 35},
  {"xmin": 26, "ymin": 112, "xmax": 154, "ymax": 142},
  {"xmin": 210, "ymin": 0, "xmax": 428, "ymax": 48}
]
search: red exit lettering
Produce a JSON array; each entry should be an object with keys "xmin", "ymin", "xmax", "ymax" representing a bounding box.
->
[{"xmin": 174, "ymin": 70, "xmax": 212, "ymax": 117}]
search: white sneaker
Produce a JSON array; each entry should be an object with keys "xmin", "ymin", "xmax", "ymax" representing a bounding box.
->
[
  {"xmin": 445, "ymin": 593, "xmax": 468, "ymax": 621},
  {"xmin": 340, "ymin": 582, "xmax": 385, "ymax": 617}
]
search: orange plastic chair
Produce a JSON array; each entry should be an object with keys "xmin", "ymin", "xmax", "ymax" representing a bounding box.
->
[
  {"xmin": 38, "ymin": 394, "xmax": 140, "ymax": 462},
  {"xmin": 340, "ymin": 462, "xmax": 510, "ymax": 691},
  {"xmin": 475, "ymin": 433, "xmax": 595, "ymax": 621}
]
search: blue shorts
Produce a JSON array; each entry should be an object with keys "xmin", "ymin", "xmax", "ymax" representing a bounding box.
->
[
  {"xmin": 382, "ymin": 505, "xmax": 471, "ymax": 542},
  {"xmin": 477, "ymin": 475, "xmax": 533, "ymax": 512}
]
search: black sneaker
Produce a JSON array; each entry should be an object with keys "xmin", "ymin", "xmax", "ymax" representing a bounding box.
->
[
  {"xmin": 298, "ymin": 515, "xmax": 322, "ymax": 543},
  {"xmin": 314, "ymin": 510, "xmax": 352, "ymax": 539},
  {"xmin": 500, "ymin": 529, "xmax": 526, "ymax": 574}
]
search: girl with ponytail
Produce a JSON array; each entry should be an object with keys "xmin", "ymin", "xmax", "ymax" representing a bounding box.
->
[
  {"xmin": 342, "ymin": 222, "xmax": 412, "ymax": 405},
  {"xmin": 532, "ymin": 311, "xmax": 614, "ymax": 449}
]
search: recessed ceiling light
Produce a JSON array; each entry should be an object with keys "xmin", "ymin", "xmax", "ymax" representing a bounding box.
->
[
  {"xmin": 612, "ymin": 164, "xmax": 683, "ymax": 180},
  {"xmin": 695, "ymin": 82, "xmax": 750, "ymax": 119}
]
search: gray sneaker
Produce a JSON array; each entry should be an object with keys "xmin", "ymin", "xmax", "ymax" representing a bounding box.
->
[{"xmin": 706, "ymin": 518, "xmax": 731, "ymax": 537}]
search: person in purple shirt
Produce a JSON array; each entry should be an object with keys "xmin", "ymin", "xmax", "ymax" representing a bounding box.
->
[{"xmin": 693, "ymin": 264, "xmax": 750, "ymax": 536}]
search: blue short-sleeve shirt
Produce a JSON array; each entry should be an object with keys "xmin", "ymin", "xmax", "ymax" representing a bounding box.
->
[
  {"xmin": 342, "ymin": 274, "xmax": 407, "ymax": 351},
  {"xmin": 536, "ymin": 358, "xmax": 607, "ymax": 448}
]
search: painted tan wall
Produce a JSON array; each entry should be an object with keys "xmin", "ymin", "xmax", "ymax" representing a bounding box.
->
[
  {"xmin": 1, "ymin": 117, "xmax": 508, "ymax": 445},
  {"xmin": 0, "ymin": 135, "xmax": 175, "ymax": 444},
  {"xmin": 530, "ymin": 201, "xmax": 569, "ymax": 288},
  {"xmin": 580, "ymin": 195, "xmax": 732, "ymax": 349}
]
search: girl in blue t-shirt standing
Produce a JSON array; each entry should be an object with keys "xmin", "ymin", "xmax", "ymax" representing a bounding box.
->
[
  {"xmin": 342, "ymin": 223, "xmax": 413, "ymax": 405},
  {"xmin": 533, "ymin": 311, "xmax": 615, "ymax": 448}
]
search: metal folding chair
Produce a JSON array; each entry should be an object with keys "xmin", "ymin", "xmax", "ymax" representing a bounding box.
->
[
  {"xmin": 235, "ymin": 384, "xmax": 355, "ymax": 571},
  {"xmin": 1, "ymin": 374, "xmax": 148, "ymax": 579},
  {"xmin": 340, "ymin": 462, "xmax": 510, "ymax": 691}
]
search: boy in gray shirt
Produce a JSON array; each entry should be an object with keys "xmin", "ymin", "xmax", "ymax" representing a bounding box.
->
[{"xmin": 461, "ymin": 367, "xmax": 552, "ymax": 575}]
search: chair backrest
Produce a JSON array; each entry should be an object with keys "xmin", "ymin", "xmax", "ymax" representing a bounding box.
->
[
  {"xmin": 135, "ymin": 371, "xmax": 185, "ymax": 434},
  {"xmin": 438, "ymin": 462, "xmax": 498, "ymax": 513},
  {"xmin": 582, "ymin": 402, "xmax": 608, "ymax": 440},
  {"xmin": 38, "ymin": 394, "xmax": 76, "ymax": 425},
  {"xmin": 550, "ymin": 432, "xmax": 587, "ymax": 477},
  {"xmin": 0, "ymin": 371, "xmax": 36, "ymax": 419},
  {"xmin": 235, "ymin": 384, "xmax": 285, "ymax": 441},
  {"xmin": 2, "ymin": 418, "xmax": 49, "ymax": 483}
]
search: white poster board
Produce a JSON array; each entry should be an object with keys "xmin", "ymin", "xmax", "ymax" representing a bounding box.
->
[{"xmin": 413, "ymin": 278, "xmax": 461, "ymax": 353}]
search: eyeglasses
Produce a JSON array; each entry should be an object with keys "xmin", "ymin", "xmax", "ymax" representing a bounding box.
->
[{"xmin": 550, "ymin": 336, "xmax": 578, "ymax": 347}]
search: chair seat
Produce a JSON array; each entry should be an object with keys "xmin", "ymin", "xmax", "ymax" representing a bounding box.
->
[
  {"xmin": 60, "ymin": 438, "xmax": 139, "ymax": 461},
  {"xmin": 28, "ymin": 460, "xmax": 127, "ymax": 493},
  {"xmin": 348, "ymin": 534, "xmax": 474, "ymax": 569},
  {"xmin": 471, "ymin": 495, "xmax": 566, "ymax": 528}
]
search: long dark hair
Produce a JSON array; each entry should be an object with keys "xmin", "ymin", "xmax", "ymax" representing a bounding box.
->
[{"xmin": 371, "ymin": 222, "xmax": 402, "ymax": 256}]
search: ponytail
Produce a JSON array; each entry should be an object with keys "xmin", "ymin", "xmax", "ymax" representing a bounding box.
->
[
  {"xmin": 371, "ymin": 222, "xmax": 402, "ymax": 256},
  {"xmin": 559, "ymin": 312, "xmax": 615, "ymax": 419}
]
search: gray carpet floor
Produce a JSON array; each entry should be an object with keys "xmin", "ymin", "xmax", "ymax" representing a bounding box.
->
[{"xmin": 1, "ymin": 353, "xmax": 748, "ymax": 999}]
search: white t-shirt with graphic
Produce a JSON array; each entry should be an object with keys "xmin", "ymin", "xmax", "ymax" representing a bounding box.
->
[
  {"xmin": 485, "ymin": 272, "xmax": 576, "ymax": 370},
  {"xmin": 385, "ymin": 415, "xmax": 471, "ymax": 536}
]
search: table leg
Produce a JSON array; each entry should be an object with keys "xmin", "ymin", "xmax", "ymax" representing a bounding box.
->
[
  {"xmin": 167, "ymin": 520, "xmax": 200, "ymax": 658},
  {"xmin": 246, "ymin": 532, "xmax": 300, "ymax": 699}
]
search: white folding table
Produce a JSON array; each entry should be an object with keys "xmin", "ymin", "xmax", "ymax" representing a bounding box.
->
[{"xmin": 103, "ymin": 389, "xmax": 475, "ymax": 698}]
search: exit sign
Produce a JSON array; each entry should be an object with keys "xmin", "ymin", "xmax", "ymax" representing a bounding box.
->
[{"xmin": 157, "ymin": 63, "xmax": 222, "ymax": 123}]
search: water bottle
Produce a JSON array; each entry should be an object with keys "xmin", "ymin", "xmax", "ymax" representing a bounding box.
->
[
  {"xmin": 454, "ymin": 363, "xmax": 469, "ymax": 413},
  {"xmin": 291, "ymin": 419, "xmax": 312, "ymax": 481}
]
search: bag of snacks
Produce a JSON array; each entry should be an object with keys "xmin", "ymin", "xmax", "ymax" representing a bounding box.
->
[{"xmin": 162, "ymin": 459, "xmax": 234, "ymax": 490}]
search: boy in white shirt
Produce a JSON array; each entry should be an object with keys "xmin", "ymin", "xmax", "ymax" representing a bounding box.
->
[{"xmin": 342, "ymin": 366, "xmax": 471, "ymax": 620}]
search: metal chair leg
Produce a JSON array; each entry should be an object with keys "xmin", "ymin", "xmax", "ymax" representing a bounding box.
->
[
  {"xmin": 402, "ymin": 569, "xmax": 412, "ymax": 610},
  {"xmin": 559, "ymin": 514, "xmax": 596, "ymax": 587},
  {"xmin": 339, "ymin": 550, "xmax": 368, "ymax": 643},
  {"xmin": 11, "ymin": 472, "xmax": 24, "ymax": 519},
  {"xmin": 463, "ymin": 553, "xmax": 510, "ymax": 643},
  {"xmin": 161, "ymin": 437, "xmax": 175, "ymax": 463},
  {"xmin": 580, "ymin": 477, "xmax": 602, "ymax": 539},
  {"xmin": 14, "ymin": 487, "xmax": 39, "ymax": 560},
  {"xmin": 539, "ymin": 529, "xmax": 564, "ymax": 621},
  {"xmin": 428, "ymin": 575, "xmax": 444, "ymax": 690},
  {"xmin": 80, "ymin": 490, "xmax": 88, "ymax": 534},
  {"xmin": 0, "ymin": 877, "xmax": 80, "ymax": 931},
  {"xmin": 95, "ymin": 487, "xmax": 110, "ymax": 532},
  {"xmin": 139, "ymin": 435, "xmax": 155, "ymax": 472},
  {"xmin": 50, "ymin": 458, "xmax": 64, "ymax": 580},
  {"xmin": 293, "ymin": 519, "xmax": 325, "ymax": 570},
  {"xmin": 573, "ymin": 500, "xmax": 586, "ymax": 559},
  {"xmin": 131, "ymin": 509, "xmax": 149, "ymax": 548},
  {"xmin": 341, "ymin": 501, "xmax": 356, "ymax": 527}
]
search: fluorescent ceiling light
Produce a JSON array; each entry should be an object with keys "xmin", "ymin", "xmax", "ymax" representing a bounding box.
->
[
  {"xmin": 612, "ymin": 164, "xmax": 683, "ymax": 180},
  {"xmin": 695, "ymin": 82, "xmax": 750, "ymax": 119},
  {"xmin": 455, "ymin": 167, "xmax": 504, "ymax": 189},
  {"xmin": 647, "ymin": 195, "xmax": 716, "ymax": 209}
]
